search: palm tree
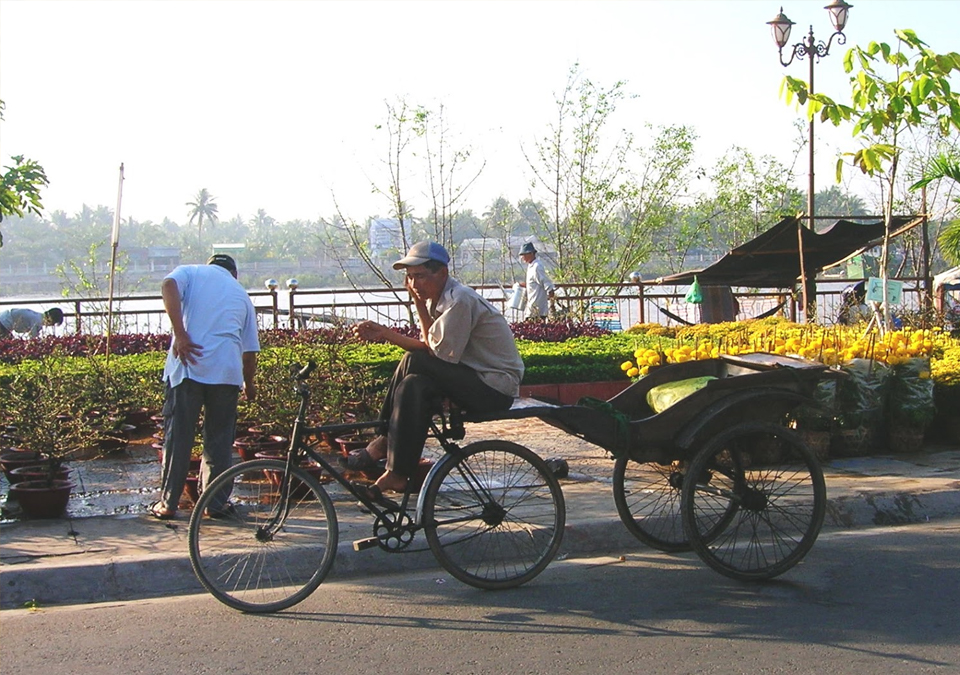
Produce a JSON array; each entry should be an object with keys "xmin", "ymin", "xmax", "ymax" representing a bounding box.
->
[
  {"xmin": 186, "ymin": 189, "xmax": 219, "ymax": 252},
  {"xmin": 912, "ymin": 154, "xmax": 960, "ymax": 265}
]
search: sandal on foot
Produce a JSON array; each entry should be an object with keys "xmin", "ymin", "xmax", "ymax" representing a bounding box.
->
[
  {"xmin": 351, "ymin": 481, "xmax": 400, "ymax": 512},
  {"xmin": 149, "ymin": 502, "xmax": 176, "ymax": 520},
  {"xmin": 339, "ymin": 448, "xmax": 379, "ymax": 471}
]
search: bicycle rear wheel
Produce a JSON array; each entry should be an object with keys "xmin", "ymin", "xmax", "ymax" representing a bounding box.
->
[
  {"xmin": 681, "ymin": 422, "xmax": 826, "ymax": 581},
  {"xmin": 188, "ymin": 459, "xmax": 338, "ymax": 613},
  {"xmin": 423, "ymin": 440, "xmax": 565, "ymax": 590}
]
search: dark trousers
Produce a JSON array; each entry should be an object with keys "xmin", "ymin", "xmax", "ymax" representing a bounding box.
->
[
  {"xmin": 380, "ymin": 351, "xmax": 513, "ymax": 476},
  {"xmin": 160, "ymin": 378, "xmax": 239, "ymax": 511}
]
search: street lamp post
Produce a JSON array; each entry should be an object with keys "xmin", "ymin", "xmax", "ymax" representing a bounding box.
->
[{"xmin": 768, "ymin": 1, "xmax": 852, "ymax": 322}]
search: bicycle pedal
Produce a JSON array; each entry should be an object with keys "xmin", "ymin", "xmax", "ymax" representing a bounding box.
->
[{"xmin": 353, "ymin": 537, "xmax": 379, "ymax": 551}]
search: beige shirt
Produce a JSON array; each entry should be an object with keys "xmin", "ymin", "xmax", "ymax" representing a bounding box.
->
[{"xmin": 425, "ymin": 278, "xmax": 524, "ymax": 397}]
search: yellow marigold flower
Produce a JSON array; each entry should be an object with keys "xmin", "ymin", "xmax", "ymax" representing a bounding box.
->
[
  {"xmin": 627, "ymin": 367, "xmax": 640, "ymax": 378},
  {"xmin": 621, "ymin": 361, "xmax": 634, "ymax": 372}
]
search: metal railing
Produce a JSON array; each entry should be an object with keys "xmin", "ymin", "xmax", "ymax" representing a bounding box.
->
[{"xmin": 0, "ymin": 278, "xmax": 934, "ymax": 336}]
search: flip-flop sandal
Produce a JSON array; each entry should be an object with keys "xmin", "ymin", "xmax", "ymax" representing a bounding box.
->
[
  {"xmin": 351, "ymin": 481, "xmax": 400, "ymax": 512},
  {"xmin": 149, "ymin": 501, "xmax": 176, "ymax": 520},
  {"xmin": 339, "ymin": 448, "xmax": 379, "ymax": 471}
]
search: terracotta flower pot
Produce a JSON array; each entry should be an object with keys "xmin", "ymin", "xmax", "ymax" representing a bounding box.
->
[
  {"xmin": 234, "ymin": 435, "xmax": 288, "ymax": 462},
  {"xmin": 10, "ymin": 479, "xmax": 74, "ymax": 519},
  {"xmin": 122, "ymin": 408, "xmax": 154, "ymax": 428},
  {"xmin": 336, "ymin": 434, "xmax": 374, "ymax": 457},
  {"xmin": 255, "ymin": 451, "xmax": 327, "ymax": 499},
  {"xmin": 0, "ymin": 449, "xmax": 48, "ymax": 482},
  {"xmin": 9, "ymin": 463, "xmax": 72, "ymax": 485}
]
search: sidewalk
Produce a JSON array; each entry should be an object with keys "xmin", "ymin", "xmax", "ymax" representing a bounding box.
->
[{"xmin": 2, "ymin": 418, "xmax": 959, "ymax": 610}]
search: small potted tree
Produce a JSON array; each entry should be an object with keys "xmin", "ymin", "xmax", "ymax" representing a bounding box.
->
[{"xmin": 1, "ymin": 359, "xmax": 93, "ymax": 518}]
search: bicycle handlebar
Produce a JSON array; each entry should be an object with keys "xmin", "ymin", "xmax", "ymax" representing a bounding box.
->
[{"xmin": 289, "ymin": 361, "xmax": 317, "ymax": 381}]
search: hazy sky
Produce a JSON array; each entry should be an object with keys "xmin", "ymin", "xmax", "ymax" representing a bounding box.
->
[{"xmin": 1, "ymin": 0, "xmax": 958, "ymax": 227}]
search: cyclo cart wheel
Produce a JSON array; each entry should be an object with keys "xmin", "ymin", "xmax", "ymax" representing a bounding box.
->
[
  {"xmin": 612, "ymin": 456, "xmax": 693, "ymax": 552},
  {"xmin": 680, "ymin": 421, "xmax": 826, "ymax": 581},
  {"xmin": 613, "ymin": 455, "xmax": 738, "ymax": 553}
]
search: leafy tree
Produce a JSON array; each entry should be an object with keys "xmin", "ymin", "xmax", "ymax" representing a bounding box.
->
[
  {"xmin": 781, "ymin": 29, "xmax": 960, "ymax": 327},
  {"xmin": 526, "ymin": 64, "xmax": 698, "ymax": 288},
  {"xmin": 697, "ymin": 146, "xmax": 801, "ymax": 252},
  {"xmin": 814, "ymin": 185, "xmax": 869, "ymax": 218},
  {"xmin": 0, "ymin": 155, "xmax": 49, "ymax": 249},
  {"xmin": 371, "ymin": 99, "xmax": 425, "ymax": 250},
  {"xmin": 186, "ymin": 188, "xmax": 219, "ymax": 252},
  {"xmin": 0, "ymin": 99, "xmax": 50, "ymax": 249},
  {"xmin": 420, "ymin": 102, "xmax": 485, "ymax": 272}
]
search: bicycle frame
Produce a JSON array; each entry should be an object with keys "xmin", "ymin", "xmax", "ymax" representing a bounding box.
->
[{"xmin": 263, "ymin": 363, "xmax": 502, "ymax": 544}]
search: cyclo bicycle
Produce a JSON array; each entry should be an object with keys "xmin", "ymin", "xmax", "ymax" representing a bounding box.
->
[{"xmin": 187, "ymin": 362, "xmax": 566, "ymax": 613}]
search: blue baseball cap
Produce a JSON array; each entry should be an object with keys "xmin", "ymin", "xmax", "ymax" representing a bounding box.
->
[{"xmin": 393, "ymin": 241, "xmax": 450, "ymax": 269}]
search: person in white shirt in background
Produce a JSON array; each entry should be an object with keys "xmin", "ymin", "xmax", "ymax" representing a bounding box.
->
[
  {"xmin": 151, "ymin": 254, "xmax": 260, "ymax": 520},
  {"xmin": 518, "ymin": 242, "xmax": 555, "ymax": 320}
]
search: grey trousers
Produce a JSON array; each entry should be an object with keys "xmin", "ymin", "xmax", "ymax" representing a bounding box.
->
[
  {"xmin": 379, "ymin": 351, "xmax": 514, "ymax": 476},
  {"xmin": 159, "ymin": 378, "xmax": 239, "ymax": 511}
]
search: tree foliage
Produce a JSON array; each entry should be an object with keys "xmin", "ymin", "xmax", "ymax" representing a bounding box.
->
[
  {"xmin": 525, "ymin": 64, "xmax": 697, "ymax": 286},
  {"xmin": 781, "ymin": 29, "xmax": 960, "ymax": 326},
  {"xmin": 0, "ymin": 100, "xmax": 50, "ymax": 248},
  {"xmin": 185, "ymin": 188, "xmax": 219, "ymax": 252}
]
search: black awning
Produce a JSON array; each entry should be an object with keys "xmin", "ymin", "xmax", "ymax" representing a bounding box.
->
[{"xmin": 651, "ymin": 215, "xmax": 920, "ymax": 288}]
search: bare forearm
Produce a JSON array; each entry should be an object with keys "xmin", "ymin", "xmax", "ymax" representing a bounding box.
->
[
  {"xmin": 242, "ymin": 351, "xmax": 258, "ymax": 401},
  {"xmin": 161, "ymin": 279, "xmax": 186, "ymax": 337},
  {"xmin": 413, "ymin": 298, "xmax": 434, "ymax": 335},
  {"xmin": 354, "ymin": 320, "xmax": 429, "ymax": 352}
]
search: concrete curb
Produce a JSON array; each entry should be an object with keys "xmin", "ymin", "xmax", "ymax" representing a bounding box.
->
[{"xmin": 4, "ymin": 485, "xmax": 960, "ymax": 609}]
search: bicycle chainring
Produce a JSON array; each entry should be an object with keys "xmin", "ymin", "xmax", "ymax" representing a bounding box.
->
[{"xmin": 373, "ymin": 511, "xmax": 415, "ymax": 551}]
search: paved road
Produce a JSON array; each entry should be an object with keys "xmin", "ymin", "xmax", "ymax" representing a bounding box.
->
[{"xmin": 4, "ymin": 518, "xmax": 959, "ymax": 675}]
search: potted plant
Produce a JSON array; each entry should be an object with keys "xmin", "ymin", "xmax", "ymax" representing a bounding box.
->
[
  {"xmin": 0, "ymin": 359, "xmax": 93, "ymax": 518},
  {"xmin": 886, "ymin": 357, "xmax": 936, "ymax": 453}
]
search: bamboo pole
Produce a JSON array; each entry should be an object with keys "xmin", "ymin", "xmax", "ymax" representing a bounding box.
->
[{"xmin": 106, "ymin": 163, "xmax": 124, "ymax": 365}]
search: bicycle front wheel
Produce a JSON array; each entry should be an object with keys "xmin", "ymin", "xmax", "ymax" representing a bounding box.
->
[
  {"xmin": 188, "ymin": 459, "xmax": 339, "ymax": 613},
  {"xmin": 423, "ymin": 440, "xmax": 565, "ymax": 590}
]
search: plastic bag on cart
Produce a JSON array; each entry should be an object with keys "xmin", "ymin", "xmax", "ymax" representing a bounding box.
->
[{"xmin": 646, "ymin": 376, "xmax": 717, "ymax": 414}]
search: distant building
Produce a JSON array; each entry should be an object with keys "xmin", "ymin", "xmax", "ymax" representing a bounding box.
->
[
  {"xmin": 368, "ymin": 219, "xmax": 404, "ymax": 257},
  {"xmin": 146, "ymin": 246, "xmax": 181, "ymax": 270},
  {"xmin": 211, "ymin": 243, "xmax": 246, "ymax": 258}
]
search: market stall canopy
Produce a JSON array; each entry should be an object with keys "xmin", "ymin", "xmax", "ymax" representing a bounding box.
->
[{"xmin": 650, "ymin": 215, "xmax": 921, "ymax": 288}]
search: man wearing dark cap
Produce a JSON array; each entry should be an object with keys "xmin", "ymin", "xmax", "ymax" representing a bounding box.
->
[
  {"xmin": 518, "ymin": 241, "xmax": 554, "ymax": 320},
  {"xmin": 347, "ymin": 241, "xmax": 524, "ymax": 505},
  {"xmin": 151, "ymin": 254, "xmax": 260, "ymax": 520}
]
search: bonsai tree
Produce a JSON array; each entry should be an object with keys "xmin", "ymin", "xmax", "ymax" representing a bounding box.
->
[{"xmin": 1, "ymin": 358, "xmax": 95, "ymax": 483}]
